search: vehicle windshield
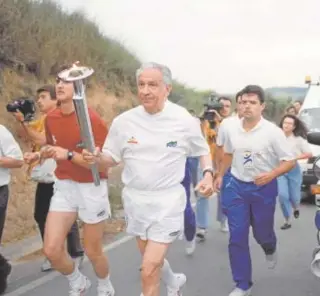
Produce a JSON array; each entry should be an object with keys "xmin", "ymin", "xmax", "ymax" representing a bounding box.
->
[{"xmin": 299, "ymin": 108, "xmax": 320, "ymax": 132}]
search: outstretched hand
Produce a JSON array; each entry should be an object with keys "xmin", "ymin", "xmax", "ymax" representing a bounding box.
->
[{"xmin": 254, "ymin": 172, "xmax": 276, "ymax": 186}]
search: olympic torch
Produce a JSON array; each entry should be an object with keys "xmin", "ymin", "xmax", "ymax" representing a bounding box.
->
[{"xmin": 57, "ymin": 63, "xmax": 100, "ymax": 186}]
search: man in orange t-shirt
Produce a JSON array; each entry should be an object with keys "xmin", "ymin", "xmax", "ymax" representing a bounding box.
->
[{"xmin": 37, "ymin": 65, "xmax": 115, "ymax": 296}]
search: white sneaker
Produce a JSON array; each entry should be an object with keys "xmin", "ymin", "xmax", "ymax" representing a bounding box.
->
[
  {"xmin": 229, "ymin": 287, "xmax": 252, "ymax": 296},
  {"xmin": 220, "ymin": 220, "xmax": 229, "ymax": 233},
  {"xmin": 97, "ymin": 280, "xmax": 115, "ymax": 296},
  {"xmin": 185, "ymin": 239, "xmax": 196, "ymax": 255},
  {"xmin": 69, "ymin": 276, "xmax": 91, "ymax": 296},
  {"xmin": 266, "ymin": 251, "xmax": 277, "ymax": 269},
  {"xmin": 196, "ymin": 228, "xmax": 206, "ymax": 241},
  {"xmin": 167, "ymin": 273, "xmax": 187, "ymax": 296},
  {"xmin": 41, "ymin": 258, "xmax": 52, "ymax": 272}
]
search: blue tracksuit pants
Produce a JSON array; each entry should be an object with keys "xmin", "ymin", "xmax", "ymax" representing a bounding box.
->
[
  {"xmin": 222, "ymin": 174, "xmax": 278, "ymax": 290},
  {"xmin": 182, "ymin": 158, "xmax": 196, "ymax": 242}
]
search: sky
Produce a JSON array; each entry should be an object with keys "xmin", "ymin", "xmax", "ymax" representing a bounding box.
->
[{"xmin": 54, "ymin": 0, "xmax": 320, "ymax": 93}]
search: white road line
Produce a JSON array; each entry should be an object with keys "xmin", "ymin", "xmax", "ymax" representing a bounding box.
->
[
  {"xmin": 5, "ymin": 235, "xmax": 134, "ymax": 296},
  {"xmin": 6, "ymin": 201, "xmax": 199, "ymax": 296}
]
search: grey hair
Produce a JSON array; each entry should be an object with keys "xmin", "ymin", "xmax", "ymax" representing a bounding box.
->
[{"xmin": 135, "ymin": 62, "xmax": 172, "ymax": 86}]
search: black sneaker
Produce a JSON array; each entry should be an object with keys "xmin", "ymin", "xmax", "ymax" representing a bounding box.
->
[
  {"xmin": 294, "ymin": 210, "xmax": 300, "ymax": 219},
  {"xmin": 0, "ymin": 259, "xmax": 12, "ymax": 294},
  {"xmin": 280, "ymin": 223, "xmax": 291, "ymax": 230}
]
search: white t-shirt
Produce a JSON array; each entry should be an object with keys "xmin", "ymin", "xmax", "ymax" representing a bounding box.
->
[
  {"xmin": 0, "ymin": 125, "xmax": 23, "ymax": 186},
  {"xmin": 193, "ymin": 116, "xmax": 201, "ymax": 126},
  {"xmin": 286, "ymin": 135, "xmax": 311, "ymax": 157},
  {"xmin": 103, "ymin": 101, "xmax": 210, "ymax": 190},
  {"xmin": 224, "ymin": 118, "xmax": 294, "ymax": 182},
  {"xmin": 216, "ymin": 115, "xmax": 241, "ymax": 147}
]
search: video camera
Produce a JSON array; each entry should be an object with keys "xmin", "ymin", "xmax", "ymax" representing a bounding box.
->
[
  {"xmin": 202, "ymin": 94, "xmax": 223, "ymax": 129},
  {"xmin": 6, "ymin": 97, "xmax": 36, "ymax": 122}
]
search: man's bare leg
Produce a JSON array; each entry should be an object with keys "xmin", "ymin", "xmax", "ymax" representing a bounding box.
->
[
  {"xmin": 137, "ymin": 238, "xmax": 176, "ymax": 296},
  {"xmin": 82, "ymin": 221, "xmax": 115, "ymax": 295},
  {"xmin": 43, "ymin": 211, "xmax": 77, "ymax": 274},
  {"xmin": 43, "ymin": 211, "xmax": 91, "ymax": 294}
]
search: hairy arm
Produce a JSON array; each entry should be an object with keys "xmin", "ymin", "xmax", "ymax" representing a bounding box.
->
[
  {"xmin": 216, "ymin": 121, "xmax": 233, "ymax": 177},
  {"xmin": 199, "ymin": 153, "xmax": 214, "ymax": 170},
  {"xmin": 0, "ymin": 157, "xmax": 23, "ymax": 169},
  {"xmin": 95, "ymin": 152, "xmax": 119, "ymax": 172},
  {"xmin": 217, "ymin": 153, "xmax": 233, "ymax": 177},
  {"xmin": 72, "ymin": 150, "xmax": 118, "ymax": 171},
  {"xmin": 270, "ymin": 160, "xmax": 295, "ymax": 178},
  {"xmin": 214, "ymin": 146, "xmax": 224, "ymax": 173}
]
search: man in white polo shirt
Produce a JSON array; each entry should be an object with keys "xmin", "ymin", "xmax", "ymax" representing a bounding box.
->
[
  {"xmin": 214, "ymin": 85, "xmax": 295, "ymax": 296},
  {"xmin": 0, "ymin": 124, "xmax": 23, "ymax": 294},
  {"xmin": 82, "ymin": 62, "xmax": 213, "ymax": 296}
]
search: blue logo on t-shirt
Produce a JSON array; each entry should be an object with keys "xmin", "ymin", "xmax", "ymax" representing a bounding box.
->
[{"xmin": 243, "ymin": 150, "xmax": 253, "ymax": 168}]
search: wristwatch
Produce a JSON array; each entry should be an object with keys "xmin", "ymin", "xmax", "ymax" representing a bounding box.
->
[
  {"xmin": 67, "ymin": 151, "xmax": 74, "ymax": 161},
  {"xmin": 203, "ymin": 168, "xmax": 214, "ymax": 178}
]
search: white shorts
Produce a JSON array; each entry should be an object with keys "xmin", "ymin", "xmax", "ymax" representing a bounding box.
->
[
  {"xmin": 50, "ymin": 179, "xmax": 111, "ymax": 224},
  {"xmin": 122, "ymin": 184, "xmax": 186, "ymax": 243}
]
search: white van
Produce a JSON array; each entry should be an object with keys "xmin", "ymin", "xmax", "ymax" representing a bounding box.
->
[{"xmin": 298, "ymin": 79, "xmax": 320, "ymax": 201}]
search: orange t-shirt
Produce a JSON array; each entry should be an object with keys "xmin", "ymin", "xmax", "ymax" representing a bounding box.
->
[{"xmin": 44, "ymin": 107, "xmax": 108, "ymax": 183}]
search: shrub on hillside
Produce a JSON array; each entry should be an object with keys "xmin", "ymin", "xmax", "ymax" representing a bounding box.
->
[{"xmin": 0, "ymin": 0, "xmax": 139, "ymax": 93}]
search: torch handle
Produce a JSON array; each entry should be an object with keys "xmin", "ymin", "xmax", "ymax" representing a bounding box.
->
[{"xmin": 73, "ymin": 81, "xmax": 101, "ymax": 186}]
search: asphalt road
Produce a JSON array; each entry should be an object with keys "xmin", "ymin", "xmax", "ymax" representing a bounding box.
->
[{"xmin": 5, "ymin": 198, "xmax": 320, "ymax": 296}]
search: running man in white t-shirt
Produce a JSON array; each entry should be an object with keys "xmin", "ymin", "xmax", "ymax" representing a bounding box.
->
[
  {"xmin": 214, "ymin": 85, "xmax": 295, "ymax": 296},
  {"xmin": 215, "ymin": 91, "xmax": 244, "ymax": 233},
  {"xmin": 82, "ymin": 62, "xmax": 213, "ymax": 296}
]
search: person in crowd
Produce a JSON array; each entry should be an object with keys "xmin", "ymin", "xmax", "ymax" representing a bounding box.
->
[
  {"xmin": 215, "ymin": 91, "xmax": 244, "ymax": 234},
  {"xmin": 0, "ymin": 124, "xmax": 24, "ymax": 294},
  {"xmin": 214, "ymin": 85, "xmax": 295, "ymax": 296},
  {"xmin": 15, "ymin": 86, "xmax": 84, "ymax": 272},
  {"xmin": 34, "ymin": 65, "xmax": 114, "ymax": 296},
  {"xmin": 277, "ymin": 114, "xmax": 312, "ymax": 230},
  {"xmin": 293, "ymin": 101, "xmax": 302, "ymax": 114},
  {"xmin": 285, "ymin": 105, "xmax": 297, "ymax": 116},
  {"xmin": 196, "ymin": 96, "xmax": 232, "ymax": 240},
  {"xmin": 82, "ymin": 62, "xmax": 213, "ymax": 296}
]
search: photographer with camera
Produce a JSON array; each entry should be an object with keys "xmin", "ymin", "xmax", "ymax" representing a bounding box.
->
[
  {"xmin": 11, "ymin": 86, "xmax": 84, "ymax": 272},
  {"xmin": 196, "ymin": 95, "xmax": 232, "ymax": 240}
]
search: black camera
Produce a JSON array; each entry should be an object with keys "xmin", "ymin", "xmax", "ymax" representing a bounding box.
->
[
  {"xmin": 203, "ymin": 95, "xmax": 223, "ymax": 119},
  {"xmin": 201, "ymin": 94, "xmax": 223, "ymax": 129},
  {"xmin": 6, "ymin": 97, "xmax": 36, "ymax": 122}
]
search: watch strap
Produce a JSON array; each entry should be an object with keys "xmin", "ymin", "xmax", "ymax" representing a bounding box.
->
[{"xmin": 67, "ymin": 151, "xmax": 74, "ymax": 161}]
